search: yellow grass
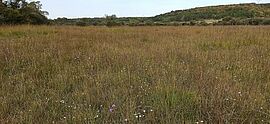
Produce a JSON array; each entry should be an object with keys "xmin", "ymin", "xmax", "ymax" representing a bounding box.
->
[{"xmin": 0, "ymin": 25, "xmax": 270, "ymax": 123}]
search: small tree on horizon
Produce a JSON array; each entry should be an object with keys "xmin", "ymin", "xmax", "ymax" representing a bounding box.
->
[{"xmin": 105, "ymin": 14, "xmax": 119, "ymax": 27}]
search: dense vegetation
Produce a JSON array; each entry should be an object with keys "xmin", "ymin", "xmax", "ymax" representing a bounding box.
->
[
  {"xmin": 53, "ymin": 16, "xmax": 149, "ymax": 27},
  {"xmin": 1, "ymin": 2, "xmax": 269, "ymax": 26},
  {"xmin": 53, "ymin": 3, "xmax": 270, "ymax": 26},
  {"xmin": 152, "ymin": 3, "xmax": 270, "ymax": 25},
  {"xmin": 0, "ymin": 26, "xmax": 270, "ymax": 123},
  {"xmin": 0, "ymin": 0, "xmax": 48, "ymax": 25}
]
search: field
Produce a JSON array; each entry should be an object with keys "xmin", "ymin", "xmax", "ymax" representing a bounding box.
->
[{"xmin": 0, "ymin": 25, "xmax": 270, "ymax": 123}]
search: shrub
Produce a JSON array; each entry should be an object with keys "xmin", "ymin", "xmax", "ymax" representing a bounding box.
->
[
  {"xmin": 76, "ymin": 21, "xmax": 87, "ymax": 26},
  {"xmin": 261, "ymin": 19, "xmax": 270, "ymax": 25}
]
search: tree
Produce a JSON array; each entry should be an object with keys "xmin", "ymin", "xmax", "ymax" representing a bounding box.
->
[
  {"xmin": 0, "ymin": 0, "xmax": 48, "ymax": 24},
  {"xmin": 20, "ymin": 1, "xmax": 48, "ymax": 24},
  {"xmin": 105, "ymin": 14, "xmax": 119, "ymax": 27}
]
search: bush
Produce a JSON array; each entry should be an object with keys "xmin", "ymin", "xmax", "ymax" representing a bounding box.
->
[
  {"xmin": 105, "ymin": 14, "xmax": 122, "ymax": 27},
  {"xmin": 106, "ymin": 21, "xmax": 120, "ymax": 27},
  {"xmin": 76, "ymin": 21, "xmax": 87, "ymax": 26},
  {"xmin": 261, "ymin": 19, "xmax": 270, "ymax": 25},
  {"xmin": 0, "ymin": 14, "xmax": 4, "ymax": 24}
]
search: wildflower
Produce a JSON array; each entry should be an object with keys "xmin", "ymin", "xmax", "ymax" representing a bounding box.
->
[
  {"xmin": 109, "ymin": 108, "xmax": 114, "ymax": 112},
  {"xmin": 109, "ymin": 104, "xmax": 116, "ymax": 113},
  {"xmin": 124, "ymin": 119, "xmax": 128, "ymax": 122},
  {"xmin": 94, "ymin": 115, "xmax": 99, "ymax": 119},
  {"xmin": 200, "ymin": 120, "xmax": 204, "ymax": 123},
  {"xmin": 60, "ymin": 100, "xmax": 65, "ymax": 104}
]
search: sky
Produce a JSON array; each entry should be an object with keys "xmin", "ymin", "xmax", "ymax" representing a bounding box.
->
[{"xmin": 40, "ymin": 0, "xmax": 270, "ymax": 19}]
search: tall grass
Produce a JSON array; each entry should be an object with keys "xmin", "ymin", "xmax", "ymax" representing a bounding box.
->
[{"xmin": 0, "ymin": 25, "xmax": 270, "ymax": 123}]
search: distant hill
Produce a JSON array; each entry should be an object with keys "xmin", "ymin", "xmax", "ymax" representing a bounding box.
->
[
  {"xmin": 152, "ymin": 3, "xmax": 270, "ymax": 21},
  {"xmin": 149, "ymin": 3, "xmax": 270, "ymax": 25},
  {"xmin": 52, "ymin": 3, "xmax": 270, "ymax": 26}
]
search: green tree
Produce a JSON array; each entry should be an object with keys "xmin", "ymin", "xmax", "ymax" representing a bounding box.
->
[
  {"xmin": 0, "ymin": 0, "xmax": 5, "ymax": 24},
  {"xmin": 20, "ymin": 1, "xmax": 48, "ymax": 24},
  {"xmin": 105, "ymin": 14, "xmax": 119, "ymax": 27},
  {"xmin": 0, "ymin": 0, "xmax": 48, "ymax": 24}
]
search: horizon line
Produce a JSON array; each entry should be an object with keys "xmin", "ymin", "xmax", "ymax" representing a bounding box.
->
[{"xmin": 46, "ymin": 2, "xmax": 269, "ymax": 19}]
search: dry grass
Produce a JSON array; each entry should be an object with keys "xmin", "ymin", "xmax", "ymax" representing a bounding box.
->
[{"xmin": 0, "ymin": 25, "xmax": 270, "ymax": 123}]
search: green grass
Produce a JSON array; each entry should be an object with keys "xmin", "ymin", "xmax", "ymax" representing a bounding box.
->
[{"xmin": 0, "ymin": 25, "xmax": 270, "ymax": 123}]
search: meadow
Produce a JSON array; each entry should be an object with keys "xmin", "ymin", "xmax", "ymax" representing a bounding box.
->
[{"xmin": 0, "ymin": 25, "xmax": 270, "ymax": 123}]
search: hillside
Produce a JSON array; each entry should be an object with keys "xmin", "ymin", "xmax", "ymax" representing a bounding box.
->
[
  {"xmin": 52, "ymin": 3, "xmax": 270, "ymax": 26},
  {"xmin": 150, "ymin": 3, "xmax": 270, "ymax": 25}
]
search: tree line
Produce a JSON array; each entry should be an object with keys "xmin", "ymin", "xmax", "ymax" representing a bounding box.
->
[
  {"xmin": 1, "ymin": 1, "xmax": 269, "ymax": 26},
  {"xmin": 53, "ymin": 3, "xmax": 270, "ymax": 27},
  {"xmin": 0, "ymin": 0, "xmax": 48, "ymax": 25}
]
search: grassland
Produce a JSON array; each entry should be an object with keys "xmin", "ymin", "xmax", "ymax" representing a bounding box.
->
[{"xmin": 0, "ymin": 25, "xmax": 270, "ymax": 123}]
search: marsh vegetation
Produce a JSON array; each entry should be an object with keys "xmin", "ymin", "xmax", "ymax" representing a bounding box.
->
[{"xmin": 0, "ymin": 26, "xmax": 270, "ymax": 123}]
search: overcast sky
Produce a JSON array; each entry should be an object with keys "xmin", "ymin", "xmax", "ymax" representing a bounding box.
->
[{"xmin": 40, "ymin": 0, "xmax": 269, "ymax": 19}]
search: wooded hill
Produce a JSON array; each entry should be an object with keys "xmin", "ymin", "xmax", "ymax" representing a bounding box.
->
[
  {"xmin": 150, "ymin": 3, "xmax": 270, "ymax": 25},
  {"xmin": 1, "ymin": 2, "xmax": 269, "ymax": 26},
  {"xmin": 53, "ymin": 3, "xmax": 270, "ymax": 26}
]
